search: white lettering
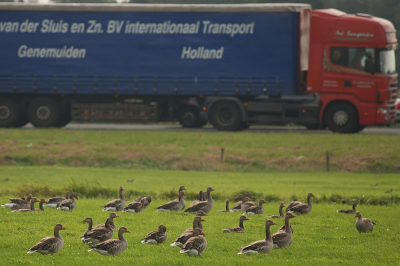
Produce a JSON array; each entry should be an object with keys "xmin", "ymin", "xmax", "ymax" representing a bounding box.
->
[
  {"xmin": 181, "ymin": 46, "xmax": 224, "ymax": 59},
  {"xmin": 18, "ymin": 45, "xmax": 86, "ymax": 59}
]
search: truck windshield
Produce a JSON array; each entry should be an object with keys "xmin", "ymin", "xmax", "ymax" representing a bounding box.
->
[{"xmin": 379, "ymin": 49, "xmax": 396, "ymax": 74}]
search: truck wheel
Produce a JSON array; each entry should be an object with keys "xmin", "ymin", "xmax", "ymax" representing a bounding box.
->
[
  {"xmin": 209, "ymin": 101, "xmax": 243, "ymax": 131},
  {"xmin": 325, "ymin": 103, "xmax": 359, "ymax": 133},
  {"xmin": 178, "ymin": 107, "xmax": 204, "ymax": 128},
  {"xmin": 0, "ymin": 97, "xmax": 21, "ymax": 127},
  {"xmin": 27, "ymin": 98, "xmax": 61, "ymax": 128}
]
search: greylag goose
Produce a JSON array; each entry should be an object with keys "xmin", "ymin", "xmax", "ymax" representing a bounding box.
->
[
  {"xmin": 354, "ymin": 211, "xmax": 375, "ymax": 233},
  {"xmin": 156, "ymin": 186, "xmax": 186, "ymax": 211},
  {"xmin": 123, "ymin": 201, "xmax": 143, "ymax": 213},
  {"xmin": 137, "ymin": 195, "xmax": 152, "ymax": 211},
  {"xmin": 102, "ymin": 186, "xmax": 126, "ymax": 211},
  {"xmin": 2, "ymin": 194, "xmax": 32, "ymax": 209},
  {"xmin": 337, "ymin": 203, "xmax": 357, "ymax": 214},
  {"xmin": 240, "ymin": 196, "xmax": 257, "ymax": 212},
  {"xmin": 272, "ymin": 213, "xmax": 296, "ymax": 249},
  {"xmin": 93, "ymin": 212, "xmax": 119, "ymax": 231},
  {"xmin": 36, "ymin": 199, "xmax": 48, "ymax": 211},
  {"xmin": 81, "ymin": 217, "xmax": 94, "ymax": 239},
  {"xmin": 245, "ymin": 199, "xmax": 267, "ymax": 215},
  {"xmin": 223, "ymin": 215, "xmax": 249, "ymax": 233},
  {"xmin": 88, "ymin": 227, "xmax": 130, "ymax": 256},
  {"xmin": 180, "ymin": 228, "xmax": 207, "ymax": 256},
  {"xmin": 171, "ymin": 216, "xmax": 206, "ymax": 247},
  {"xmin": 141, "ymin": 224, "xmax": 167, "ymax": 244},
  {"xmin": 286, "ymin": 193, "xmax": 315, "ymax": 215},
  {"xmin": 217, "ymin": 199, "xmax": 231, "ymax": 212},
  {"xmin": 184, "ymin": 187, "xmax": 215, "ymax": 214},
  {"xmin": 81, "ymin": 217, "xmax": 114, "ymax": 245},
  {"xmin": 57, "ymin": 192, "xmax": 78, "ymax": 211},
  {"xmin": 238, "ymin": 220, "xmax": 277, "ymax": 255},
  {"xmin": 266, "ymin": 202, "xmax": 286, "ymax": 218},
  {"xmin": 45, "ymin": 191, "xmax": 69, "ymax": 209},
  {"xmin": 230, "ymin": 191, "xmax": 252, "ymax": 212},
  {"xmin": 12, "ymin": 197, "xmax": 39, "ymax": 212},
  {"xmin": 27, "ymin": 224, "xmax": 66, "ymax": 255}
]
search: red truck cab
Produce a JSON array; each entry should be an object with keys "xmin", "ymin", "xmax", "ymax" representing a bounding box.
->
[{"xmin": 307, "ymin": 9, "xmax": 398, "ymax": 133}]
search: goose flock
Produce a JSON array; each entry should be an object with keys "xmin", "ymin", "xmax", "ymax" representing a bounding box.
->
[{"xmin": 1, "ymin": 186, "xmax": 377, "ymax": 257}]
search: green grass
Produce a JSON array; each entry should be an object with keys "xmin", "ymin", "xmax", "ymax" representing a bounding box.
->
[
  {"xmin": 0, "ymin": 167, "xmax": 399, "ymax": 265},
  {"xmin": 1, "ymin": 128, "xmax": 400, "ymax": 172}
]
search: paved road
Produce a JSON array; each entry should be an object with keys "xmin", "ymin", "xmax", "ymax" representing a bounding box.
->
[{"xmin": 23, "ymin": 123, "xmax": 400, "ymax": 134}]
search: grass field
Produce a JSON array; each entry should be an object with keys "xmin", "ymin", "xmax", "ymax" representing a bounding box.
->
[{"xmin": 0, "ymin": 167, "xmax": 399, "ymax": 265}]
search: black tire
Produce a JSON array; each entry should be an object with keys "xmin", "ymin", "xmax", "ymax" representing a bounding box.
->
[
  {"xmin": 178, "ymin": 107, "xmax": 204, "ymax": 128},
  {"xmin": 27, "ymin": 97, "xmax": 61, "ymax": 128},
  {"xmin": 0, "ymin": 97, "xmax": 21, "ymax": 127},
  {"xmin": 325, "ymin": 103, "xmax": 359, "ymax": 133},
  {"xmin": 209, "ymin": 101, "xmax": 243, "ymax": 131}
]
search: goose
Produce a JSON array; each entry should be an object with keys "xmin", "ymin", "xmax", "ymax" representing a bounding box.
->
[
  {"xmin": 184, "ymin": 187, "xmax": 214, "ymax": 214},
  {"xmin": 223, "ymin": 215, "xmax": 249, "ymax": 233},
  {"xmin": 171, "ymin": 216, "xmax": 206, "ymax": 247},
  {"xmin": 102, "ymin": 186, "xmax": 126, "ymax": 211},
  {"xmin": 189, "ymin": 190, "xmax": 205, "ymax": 208},
  {"xmin": 141, "ymin": 224, "xmax": 167, "ymax": 244},
  {"xmin": 337, "ymin": 203, "xmax": 357, "ymax": 214},
  {"xmin": 81, "ymin": 217, "xmax": 94, "ymax": 239},
  {"xmin": 138, "ymin": 195, "xmax": 152, "ymax": 211},
  {"xmin": 93, "ymin": 212, "xmax": 119, "ymax": 232},
  {"xmin": 272, "ymin": 213, "xmax": 296, "ymax": 249},
  {"xmin": 354, "ymin": 211, "xmax": 375, "ymax": 233},
  {"xmin": 266, "ymin": 202, "xmax": 286, "ymax": 218},
  {"xmin": 230, "ymin": 191, "xmax": 252, "ymax": 212},
  {"xmin": 156, "ymin": 186, "xmax": 186, "ymax": 212},
  {"xmin": 81, "ymin": 217, "xmax": 114, "ymax": 245},
  {"xmin": 123, "ymin": 200, "xmax": 143, "ymax": 213},
  {"xmin": 57, "ymin": 192, "xmax": 78, "ymax": 211},
  {"xmin": 2, "ymin": 194, "xmax": 32, "ymax": 209},
  {"xmin": 88, "ymin": 227, "xmax": 130, "ymax": 256},
  {"xmin": 238, "ymin": 220, "xmax": 277, "ymax": 255},
  {"xmin": 36, "ymin": 199, "xmax": 48, "ymax": 211},
  {"xmin": 45, "ymin": 191, "xmax": 69, "ymax": 209},
  {"xmin": 245, "ymin": 199, "xmax": 267, "ymax": 215},
  {"xmin": 12, "ymin": 197, "xmax": 39, "ymax": 212},
  {"xmin": 286, "ymin": 193, "xmax": 315, "ymax": 215},
  {"xmin": 217, "ymin": 199, "xmax": 231, "ymax": 212},
  {"xmin": 180, "ymin": 228, "xmax": 207, "ymax": 256},
  {"xmin": 240, "ymin": 196, "xmax": 257, "ymax": 212},
  {"xmin": 27, "ymin": 224, "xmax": 66, "ymax": 255}
]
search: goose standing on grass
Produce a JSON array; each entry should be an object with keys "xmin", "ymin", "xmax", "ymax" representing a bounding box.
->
[
  {"xmin": 45, "ymin": 191, "xmax": 69, "ymax": 209},
  {"xmin": 286, "ymin": 193, "xmax": 315, "ymax": 215},
  {"xmin": 238, "ymin": 220, "xmax": 277, "ymax": 255},
  {"xmin": 12, "ymin": 197, "xmax": 39, "ymax": 212},
  {"xmin": 141, "ymin": 225, "xmax": 167, "ymax": 244},
  {"xmin": 156, "ymin": 186, "xmax": 186, "ymax": 212},
  {"xmin": 266, "ymin": 202, "xmax": 286, "ymax": 218},
  {"xmin": 88, "ymin": 227, "xmax": 130, "ymax": 256},
  {"xmin": 184, "ymin": 187, "xmax": 215, "ymax": 214},
  {"xmin": 81, "ymin": 217, "xmax": 114, "ymax": 245},
  {"xmin": 57, "ymin": 192, "xmax": 78, "ymax": 211},
  {"xmin": 230, "ymin": 191, "xmax": 252, "ymax": 212},
  {"xmin": 93, "ymin": 212, "xmax": 119, "ymax": 231},
  {"xmin": 27, "ymin": 224, "xmax": 66, "ymax": 255},
  {"xmin": 2, "ymin": 194, "xmax": 32, "ymax": 209},
  {"xmin": 180, "ymin": 228, "xmax": 207, "ymax": 256},
  {"xmin": 245, "ymin": 199, "xmax": 267, "ymax": 215},
  {"xmin": 272, "ymin": 213, "xmax": 296, "ymax": 249},
  {"xmin": 217, "ymin": 199, "xmax": 231, "ymax": 212},
  {"xmin": 354, "ymin": 211, "xmax": 375, "ymax": 233},
  {"xmin": 102, "ymin": 186, "xmax": 126, "ymax": 211},
  {"xmin": 171, "ymin": 215, "xmax": 206, "ymax": 247},
  {"xmin": 240, "ymin": 196, "xmax": 257, "ymax": 212},
  {"xmin": 337, "ymin": 203, "xmax": 357, "ymax": 214},
  {"xmin": 223, "ymin": 215, "xmax": 249, "ymax": 233}
]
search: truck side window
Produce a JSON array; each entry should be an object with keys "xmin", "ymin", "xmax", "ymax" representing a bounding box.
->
[{"xmin": 330, "ymin": 47, "xmax": 347, "ymax": 67}]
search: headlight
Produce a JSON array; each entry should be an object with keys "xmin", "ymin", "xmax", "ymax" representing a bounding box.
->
[{"xmin": 376, "ymin": 108, "xmax": 388, "ymax": 114}]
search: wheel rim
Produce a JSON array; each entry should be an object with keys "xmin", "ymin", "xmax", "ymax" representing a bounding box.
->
[
  {"xmin": 0, "ymin": 106, "xmax": 11, "ymax": 120},
  {"xmin": 333, "ymin": 110, "xmax": 348, "ymax": 126},
  {"xmin": 36, "ymin": 106, "xmax": 51, "ymax": 120},
  {"xmin": 219, "ymin": 108, "xmax": 233, "ymax": 124},
  {"xmin": 182, "ymin": 112, "xmax": 195, "ymax": 125}
]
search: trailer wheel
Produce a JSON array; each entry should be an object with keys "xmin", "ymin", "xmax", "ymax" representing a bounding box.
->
[
  {"xmin": 178, "ymin": 107, "xmax": 204, "ymax": 128},
  {"xmin": 0, "ymin": 97, "xmax": 21, "ymax": 127},
  {"xmin": 209, "ymin": 101, "xmax": 243, "ymax": 131},
  {"xmin": 325, "ymin": 103, "xmax": 359, "ymax": 133},
  {"xmin": 28, "ymin": 98, "xmax": 61, "ymax": 128}
]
